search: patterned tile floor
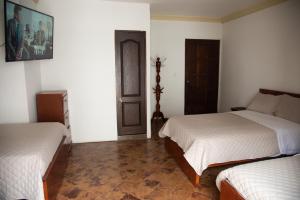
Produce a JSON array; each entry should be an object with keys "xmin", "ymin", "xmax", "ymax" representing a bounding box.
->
[{"xmin": 56, "ymin": 138, "xmax": 231, "ymax": 200}]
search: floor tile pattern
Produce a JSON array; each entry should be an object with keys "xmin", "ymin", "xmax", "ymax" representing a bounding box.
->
[{"xmin": 57, "ymin": 139, "xmax": 226, "ymax": 200}]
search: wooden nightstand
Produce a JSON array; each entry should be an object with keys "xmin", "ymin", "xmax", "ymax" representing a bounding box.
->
[{"xmin": 231, "ymin": 107, "xmax": 246, "ymax": 111}]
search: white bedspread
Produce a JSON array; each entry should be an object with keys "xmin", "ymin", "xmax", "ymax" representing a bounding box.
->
[
  {"xmin": 0, "ymin": 122, "xmax": 68, "ymax": 200},
  {"xmin": 159, "ymin": 111, "xmax": 300, "ymax": 176},
  {"xmin": 216, "ymin": 155, "xmax": 300, "ymax": 200},
  {"xmin": 234, "ymin": 111, "xmax": 300, "ymax": 155}
]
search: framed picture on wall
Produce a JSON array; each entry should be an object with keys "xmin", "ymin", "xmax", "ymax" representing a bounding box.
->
[{"xmin": 4, "ymin": 0, "xmax": 54, "ymax": 62}]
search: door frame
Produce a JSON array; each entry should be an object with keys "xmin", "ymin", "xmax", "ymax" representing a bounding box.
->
[
  {"xmin": 114, "ymin": 30, "xmax": 149, "ymax": 137},
  {"xmin": 184, "ymin": 38, "xmax": 221, "ymax": 115}
]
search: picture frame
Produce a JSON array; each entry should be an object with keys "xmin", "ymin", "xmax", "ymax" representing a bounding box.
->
[{"xmin": 4, "ymin": 0, "xmax": 54, "ymax": 62}]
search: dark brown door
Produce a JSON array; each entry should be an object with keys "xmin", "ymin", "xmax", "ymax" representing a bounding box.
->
[
  {"xmin": 185, "ymin": 39, "xmax": 220, "ymax": 115},
  {"xmin": 115, "ymin": 30, "xmax": 146, "ymax": 136}
]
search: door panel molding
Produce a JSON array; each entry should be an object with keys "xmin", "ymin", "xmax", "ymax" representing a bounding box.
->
[
  {"xmin": 122, "ymin": 101, "xmax": 142, "ymax": 127},
  {"xmin": 120, "ymin": 39, "xmax": 141, "ymax": 97}
]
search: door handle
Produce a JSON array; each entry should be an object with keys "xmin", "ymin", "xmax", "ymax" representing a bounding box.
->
[
  {"xmin": 186, "ymin": 80, "xmax": 190, "ymax": 84},
  {"xmin": 119, "ymin": 98, "xmax": 123, "ymax": 103}
]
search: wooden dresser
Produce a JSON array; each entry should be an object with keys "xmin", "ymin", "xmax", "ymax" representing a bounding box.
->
[
  {"xmin": 36, "ymin": 90, "xmax": 72, "ymax": 149},
  {"xmin": 36, "ymin": 90, "xmax": 70, "ymax": 128}
]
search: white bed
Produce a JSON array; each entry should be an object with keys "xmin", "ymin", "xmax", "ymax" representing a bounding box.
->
[
  {"xmin": 0, "ymin": 122, "xmax": 69, "ymax": 200},
  {"xmin": 159, "ymin": 110, "xmax": 300, "ymax": 176},
  {"xmin": 216, "ymin": 154, "xmax": 300, "ymax": 200}
]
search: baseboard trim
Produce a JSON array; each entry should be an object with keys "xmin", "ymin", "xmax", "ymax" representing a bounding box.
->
[{"xmin": 118, "ymin": 134, "xmax": 147, "ymax": 141}]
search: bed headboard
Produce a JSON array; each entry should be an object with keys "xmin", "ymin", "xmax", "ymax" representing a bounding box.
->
[{"xmin": 260, "ymin": 88, "xmax": 300, "ymax": 98}]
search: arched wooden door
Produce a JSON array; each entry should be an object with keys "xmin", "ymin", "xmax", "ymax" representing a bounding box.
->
[{"xmin": 115, "ymin": 30, "xmax": 147, "ymax": 136}]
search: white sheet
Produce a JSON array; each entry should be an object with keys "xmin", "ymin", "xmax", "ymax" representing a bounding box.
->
[
  {"xmin": 233, "ymin": 110, "xmax": 300, "ymax": 155},
  {"xmin": 159, "ymin": 112, "xmax": 280, "ymax": 176},
  {"xmin": 0, "ymin": 122, "xmax": 68, "ymax": 200},
  {"xmin": 216, "ymin": 155, "xmax": 300, "ymax": 200}
]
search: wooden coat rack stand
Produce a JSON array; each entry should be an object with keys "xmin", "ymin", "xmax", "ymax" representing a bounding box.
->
[{"xmin": 152, "ymin": 57, "xmax": 165, "ymax": 121}]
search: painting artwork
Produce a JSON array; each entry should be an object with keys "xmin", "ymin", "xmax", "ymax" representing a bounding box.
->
[{"xmin": 5, "ymin": 1, "xmax": 54, "ymax": 62}]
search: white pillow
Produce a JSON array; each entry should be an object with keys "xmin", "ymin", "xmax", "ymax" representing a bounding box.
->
[
  {"xmin": 247, "ymin": 93, "xmax": 281, "ymax": 115},
  {"xmin": 275, "ymin": 94, "xmax": 300, "ymax": 124}
]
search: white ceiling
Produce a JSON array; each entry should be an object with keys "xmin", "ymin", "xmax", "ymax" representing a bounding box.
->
[{"xmin": 105, "ymin": 0, "xmax": 268, "ymax": 17}]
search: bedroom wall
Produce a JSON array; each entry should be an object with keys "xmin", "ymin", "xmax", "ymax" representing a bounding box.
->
[
  {"xmin": 0, "ymin": 0, "xmax": 41, "ymax": 123},
  {"xmin": 150, "ymin": 20, "xmax": 222, "ymax": 117},
  {"xmin": 0, "ymin": 60, "xmax": 29, "ymax": 123},
  {"xmin": 220, "ymin": 0, "xmax": 300, "ymax": 112},
  {"xmin": 37, "ymin": 0, "xmax": 151, "ymax": 143},
  {"xmin": 24, "ymin": 61, "xmax": 42, "ymax": 122}
]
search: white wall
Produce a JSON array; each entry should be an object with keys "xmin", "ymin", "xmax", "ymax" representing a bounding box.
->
[
  {"xmin": 24, "ymin": 61, "xmax": 42, "ymax": 122},
  {"xmin": 0, "ymin": 0, "xmax": 41, "ymax": 123},
  {"xmin": 220, "ymin": 0, "xmax": 300, "ymax": 112},
  {"xmin": 0, "ymin": 61, "xmax": 29, "ymax": 123},
  {"xmin": 150, "ymin": 20, "xmax": 222, "ymax": 117},
  {"xmin": 37, "ymin": 0, "xmax": 151, "ymax": 143}
]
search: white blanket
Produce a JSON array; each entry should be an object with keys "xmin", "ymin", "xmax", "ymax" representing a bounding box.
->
[
  {"xmin": 216, "ymin": 155, "xmax": 300, "ymax": 200},
  {"xmin": 234, "ymin": 111, "xmax": 300, "ymax": 155},
  {"xmin": 0, "ymin": 123, "xmax": 68, "ymax": 200},
  {"xmin": 159, "ymin": 111, "xmax": 300, "ymax": 176}
]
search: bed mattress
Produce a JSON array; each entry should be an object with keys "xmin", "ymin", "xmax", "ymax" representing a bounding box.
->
[
  {"xmin": 0, "ymin": 122, "xmax": 68, "ymax": 200},
  {"xmin": 159, "ymin": 110, "xmax": 300, "ymax": 176},
  {"xmin": 216, "ymin": 155, "xmax": 300, "ymax": 200}
]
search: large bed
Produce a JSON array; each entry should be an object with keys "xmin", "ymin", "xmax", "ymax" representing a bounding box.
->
[
  {"xmin": 216, "ymin": 154, "xmax": 300, "ymax": 200},
  {"xmin": 0, "ymin": 122, "xmax": 71, "ymax": 200},
  {"xmin": 159, "ymin": 89, "xmax": 300, "ymax": 185}
]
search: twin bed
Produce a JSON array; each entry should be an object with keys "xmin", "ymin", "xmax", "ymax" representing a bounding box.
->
[
  {"xmin": 159, "ymin": 89, "xmax": 300, "ymax": 199},
  {"xmin": 0, "ymin": 122, "xmax": 71, "ymax": 200},
  {"xmin": 217, "ymin": 154, "xmax": 300, "ymax": 200}
]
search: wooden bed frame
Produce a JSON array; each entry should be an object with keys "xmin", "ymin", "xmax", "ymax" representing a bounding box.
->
[
  {"xmin": 259, "ymin": 88, "xmax": 300, "ymax": 98},
  {"xmin": 165, "ymin": 137, "xmax": 271, "ymax": 186},
  {"xmin": 164, "ymin": 88, "xmax": 300, "ymax": 186},
  {"xmin": 43, "ymin": 136, "xmax": 70, "ymax": 200},
  {"xmin": 220, "ymin": 180, "xmax": 245, "ymax": 200}
]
